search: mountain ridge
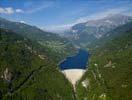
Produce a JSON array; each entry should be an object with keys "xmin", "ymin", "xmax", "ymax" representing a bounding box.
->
[
  {"xmin": 0, "ymin": 17, "xmax": 77, "ymax": 61},
  {"xmin": 76, "ymin": 21, "xmax": 132, "ymax": 100},
  {"xmin": 64, "ymin": 14, "xmax": 132, "ymax": 47}
]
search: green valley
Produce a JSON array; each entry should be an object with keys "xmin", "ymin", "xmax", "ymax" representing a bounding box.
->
[{"xmin": 0, "ymin": 1, "xmax": 132, "ymax": 99}]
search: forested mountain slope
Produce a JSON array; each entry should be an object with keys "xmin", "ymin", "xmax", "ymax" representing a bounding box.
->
[
  {"xmin": 87, "ymin": 21, "xmax": 132, "ymax": 50},
  {"xmin": 76, "ymin": 25, "xmax": 132, "ymax": 100},
  {"xmin": 0, "ymin": 28, "xmax": 75, "ymax": 100},
  {"xmin": 0, "ymin": 17, "xmax": 76, "ymax": 61}
]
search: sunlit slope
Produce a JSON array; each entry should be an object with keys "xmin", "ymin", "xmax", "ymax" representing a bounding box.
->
[
  {"xmin": 0, "ymin": 28, "xmax": 75, "ymax": 100},
  {"xmin": 76, "ymin": 26, "xmax": 132, "ymax": 100},
  {"xmin": 65, "ymin": 14, "xmax": 132, "ymax": 48},
  {"xmin": 0, "ymin": 17, "xmax": 76, "ymax": 61}
]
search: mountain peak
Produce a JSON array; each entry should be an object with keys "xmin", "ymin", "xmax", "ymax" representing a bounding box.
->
[
  {"xmin": 64, "ymin": 14, "xmax": 132, "ymax": 47},
  {"xmin": 104, "ymin": 14, "xmax": 132, "ymax": 19}
]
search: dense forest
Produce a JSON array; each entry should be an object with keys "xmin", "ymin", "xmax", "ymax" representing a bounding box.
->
[{"xmin": 0, "ymin": 28, "xmax": 75, "ymax": 100}]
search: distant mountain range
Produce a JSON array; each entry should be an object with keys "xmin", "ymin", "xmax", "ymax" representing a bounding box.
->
[
  {"xmin": 0, "ymin": 14, "xmax": 132, "ymax": 100},
  {"xmin": 64, "ymin": 14, "xmax": 132, "ymax": 47},
  {"xmin": 0, "ymin": 17, "xmax": 76, "ymax": 61}
]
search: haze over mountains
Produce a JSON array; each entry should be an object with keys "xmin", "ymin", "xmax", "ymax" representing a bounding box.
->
[
  {"xmin": 63, "ymin": 14, "xmax": 132, "ymax": 47},
  {"xmin": 0, "ymin": 17, "xmax": 76, "ymax": 61},
  {"xmin": 0, "ymin": 4, "xmax": 132, "ymax": 99}
]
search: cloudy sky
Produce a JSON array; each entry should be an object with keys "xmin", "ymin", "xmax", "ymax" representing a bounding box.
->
[{"xmin": 0, "ymin": 0, "xmax": 132, "ymax": 32}]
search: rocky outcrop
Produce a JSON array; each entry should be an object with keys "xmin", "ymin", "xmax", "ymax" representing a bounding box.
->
[
  {"xmin": 82, "ymin": 78, "xmax": 89, "ymax": 89},
  {"xmin": 1, "ymin": 68, "xmax": 13, "ymax": 82},
  {"xmin": 104, "ymin": 60, "xmax": 116, "ymax": 68}
]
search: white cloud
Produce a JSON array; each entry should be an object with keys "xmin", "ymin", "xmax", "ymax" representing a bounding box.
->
[
  {"xmin": 27, "ymin": 5, "xmax": 50, "ymax": 13},
  {"xmin": 5, "ymin": 7, "xmax": 14, "ymax": 14},
  {"xmin": 44, "ymin": 6, "xmax": 132, "ymax": 33},
  {"xmin": 75, "ymin": 7, "xmax": 130, "ymax": 23},
  {"xmin": 20, "ymin": 20, "xmax": 26, "ymax": 23},
  {"xmin": 0, "ymin": 7, "xmax": 23, "ymax": 14},
  {"xmin": 16, "ymin": 9, "xmax": 24, "ymax": 13},
  {"xmin": 0, "ymin": 7, "xmax": 5, "ymax": 14},
  {"xmin": 26, "ymin": 1, "xmax": 54, "ymax": 13},
  {"xmin": 0, "ymin": 7, "xmax": 14, "ymax": 14}
]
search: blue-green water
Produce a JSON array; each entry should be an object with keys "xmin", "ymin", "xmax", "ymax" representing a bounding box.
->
[{"xmin": 59, "ymin": 49, "xmax": 89, "ymax": 70}]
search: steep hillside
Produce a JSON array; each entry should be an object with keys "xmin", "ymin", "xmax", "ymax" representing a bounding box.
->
[
  {"xmin": 76, "ymin": 26, "xmax": 132, "ymax": 100},
  {"xmin": 0, "ymin": 17, "xmax": 76, "ymax": 61},
  {"xmin": 87, "ymin": 21, "xmax": 132, "ymax": 50},
  {"xmin": 65, "ymin": 14, "xmax": 132, "ymax": 47},
  {"xmin": 0, "ymin": 28, "xmax": 75, "ymax": 100}
]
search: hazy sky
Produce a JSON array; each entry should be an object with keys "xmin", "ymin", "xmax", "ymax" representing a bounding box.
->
[{"xmin": 0, "ymin": 0, "xmax": 132, "ymax": 32}]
